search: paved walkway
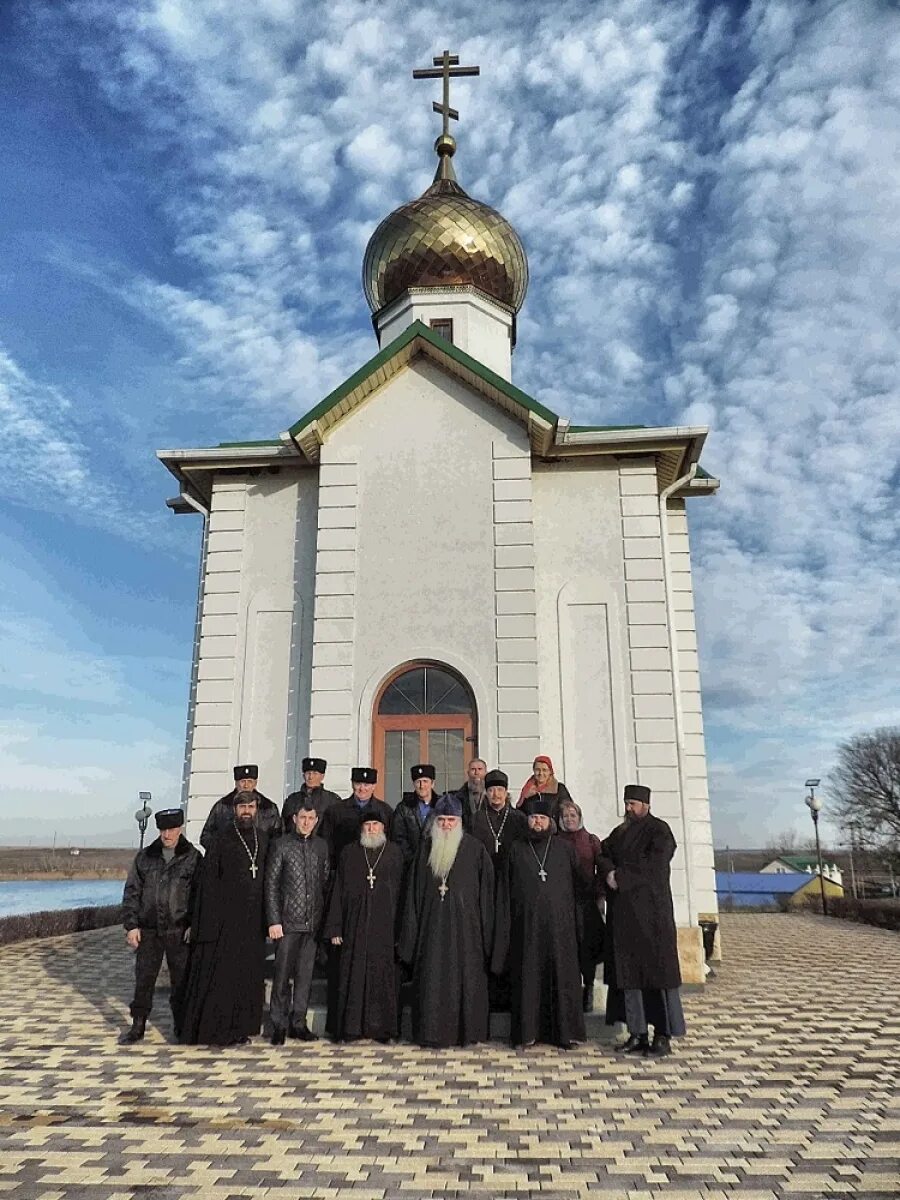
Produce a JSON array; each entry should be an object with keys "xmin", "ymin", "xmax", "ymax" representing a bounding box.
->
[{"xmin": 0, "ymin": 914, "xmax": 897, "ymax": 1199}]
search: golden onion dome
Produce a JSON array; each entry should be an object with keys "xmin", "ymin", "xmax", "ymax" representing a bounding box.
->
[{"xmin": 362, "ymin": 135, "xmax": 528, "ymax": 315}]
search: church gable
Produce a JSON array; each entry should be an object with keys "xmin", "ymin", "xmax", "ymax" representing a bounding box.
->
[{"xmin": 284, "ymin": 320, "xmax": 558, "ymax": 463}]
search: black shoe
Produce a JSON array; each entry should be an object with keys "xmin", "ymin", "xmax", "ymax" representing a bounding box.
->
[
  {"xmin": 616, "ymin": 1033, "xmax": 649, "ymax": 1054},
  {"xmin": 270, "ymin": 1028, "xmax": 286, "ymax": 1046},
  {"xmin": 582, "ymin": 985, "xmax": 594, "ymax": 1013},
  {"xmin": 289, "ymin": 1024, "xmax": 317, "ymax": 1042},
  {"xmin": 119, "ymin": 1018, "xmax": 146, "ymax": 1045},
  {"xmin": 646, "ymin": 1033, "xmax": 672, "ymax": 1057}
]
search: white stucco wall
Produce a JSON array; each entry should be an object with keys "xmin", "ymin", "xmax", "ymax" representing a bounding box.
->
[
  {"xmin": 666, "ymin": 498, "xmax": 717, "ymax": 919},
  {"xmin": 531, "ymin": 460, "xmax": 634, "ymax": 838},
  {"xmin": 322, "ymin": 357, "xmax": 530, "ymax": 794},
  {"xmin": 184, "ymin": 469, "xmax": 317, "ymax": 844}
]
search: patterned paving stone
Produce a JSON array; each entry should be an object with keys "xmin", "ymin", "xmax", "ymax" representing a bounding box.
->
[{"xmin": 0, "ymin": 914, "xmax": 898, "ymax": 1198}]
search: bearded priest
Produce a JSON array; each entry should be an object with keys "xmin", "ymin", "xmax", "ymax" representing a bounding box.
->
[
  {"xmin": 492, "ymin": 795, "xmax": 586, "ymax": 1049},
  {"xmin": 324, "ymin": 806, "xmax": 404, "ymax": 1042},
  {"xmin": 398, "ymin": 793, "xmax": 494, "ymax": 1047}
]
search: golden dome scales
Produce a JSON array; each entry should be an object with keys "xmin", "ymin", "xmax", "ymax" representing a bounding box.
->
[{"xmin": 362, "ymin": 51, "xmax": 529, "ymax": 316}]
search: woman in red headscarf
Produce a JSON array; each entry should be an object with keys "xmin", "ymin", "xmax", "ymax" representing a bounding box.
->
[{"xmin": 516, "ymin": 755, "xmax": 573, "ymax": 819}]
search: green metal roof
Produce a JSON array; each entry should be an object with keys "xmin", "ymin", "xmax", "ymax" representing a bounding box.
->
[
  {"xmin": 568, "ymin": 424, "xmax": 646, "ymax": 433},
  {"xmin": 287, "ymin": 319, "xmax": 558, "ymax": 437},
  {"xmin": 216, "ymin": 439, "xmax": 284, "ymax": 448}
]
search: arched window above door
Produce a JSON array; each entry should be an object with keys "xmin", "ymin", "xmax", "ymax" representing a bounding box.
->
[
  {"xmin": 378, "ymin": 664, "xmax": 473, "ymax": 716},
  {"xmin": 373, "ymin": 663, "xmax": 477, "ymax": 803}
]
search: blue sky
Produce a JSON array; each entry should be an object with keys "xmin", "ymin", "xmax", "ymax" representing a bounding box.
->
[{"xmin": 2, "ymin": 0, "xmax": 898, "ymax": 846}]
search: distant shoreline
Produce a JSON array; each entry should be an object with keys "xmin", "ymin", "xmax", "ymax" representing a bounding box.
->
[{"xmin": 0, "ymin": 872, "xmax": 127, "ymax": 883}]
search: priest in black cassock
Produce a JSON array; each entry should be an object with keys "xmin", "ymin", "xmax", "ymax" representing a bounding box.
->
[
  {"xmin": 598, "ymin": 783, "xmax": 685, "ymax": 1057},
  {"xmin": 324, "ymin": 805, "xmax": 403, "ymax": 1042},
  {"xmin": 180, "ymin": 792, "xmax": 270, "ymax": 1046},
  {"xmin": 398, "ymin": 793, "xmax": 494, "ymax": 1047},
  {"xmin": 492, "ymin": 795, "xmax": 586, "ymax": 1049}
]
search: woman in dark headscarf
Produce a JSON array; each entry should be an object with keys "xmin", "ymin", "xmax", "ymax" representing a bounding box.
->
[
  {"xmin": 557, "ymin": 800, "xmax": 605, "ymax": 1012},
  {"xmin": 515, "ymin": 755, "xmax": 573, "ymax": 820}
]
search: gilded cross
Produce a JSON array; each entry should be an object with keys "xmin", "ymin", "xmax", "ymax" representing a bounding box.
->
[{"xmin": 413, "ymin": 50, "xmax": 480, "ymax": 138}]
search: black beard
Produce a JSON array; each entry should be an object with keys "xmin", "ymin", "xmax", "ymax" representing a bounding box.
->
[
  {"xmin": 528, "ymin": 826, "xmax": 551, "ymax": 843},
  {"xmin": 236, "ymin": 815, "xmax": 255, "ymax": 829}
]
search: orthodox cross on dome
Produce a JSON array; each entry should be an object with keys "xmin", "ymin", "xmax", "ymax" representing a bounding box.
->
[{"xmin": 413, "ymin": 50, "xmax": 480, "ymax": 180}]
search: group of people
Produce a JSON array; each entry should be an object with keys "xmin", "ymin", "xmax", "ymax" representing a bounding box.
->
[{"xmin": 120, "ymin": 755, "xmax": 685, "ymax": 1056}]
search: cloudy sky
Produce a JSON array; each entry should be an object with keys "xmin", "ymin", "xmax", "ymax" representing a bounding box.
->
[{"xmin": 2, "ymin": 0, "xmax": 898, "ymax": 846}]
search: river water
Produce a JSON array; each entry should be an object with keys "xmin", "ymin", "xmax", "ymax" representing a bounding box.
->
[{"xmin": 0, "ymin": 879, "xmax": 124, "ymax": 918}]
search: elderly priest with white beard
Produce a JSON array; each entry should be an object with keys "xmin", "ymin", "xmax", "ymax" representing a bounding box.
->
[
  {"xmin": 398, "ymin": 793, "xmax": 494, "ymax": 1047},
  {"xmin": 325, "ymin": 805, "xmax": 404, "ymax": 1043}
]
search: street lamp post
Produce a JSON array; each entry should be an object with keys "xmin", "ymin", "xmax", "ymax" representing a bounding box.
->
[
  {"xmin": 804, "ymin": 778, "xmax": 827, "ymax": 916},
  {"xmin": 134, "ymin": 791, "xmax": 153, "ymax": 849}
]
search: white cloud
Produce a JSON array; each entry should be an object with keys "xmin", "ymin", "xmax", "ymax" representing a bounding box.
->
[{"xmin": 18, "ymin": 0, "xmax": 900, "ymax": 849}]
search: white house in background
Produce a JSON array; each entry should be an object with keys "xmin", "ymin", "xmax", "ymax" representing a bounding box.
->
[
  {"xmin": 158, "ymin": 121, "xmax": 720, "ymax": 981},
  {"xmin": 761, "ymin": 856, "xmax": 844, "ymax": 888}
]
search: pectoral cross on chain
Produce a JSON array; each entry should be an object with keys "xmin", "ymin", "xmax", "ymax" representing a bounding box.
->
[
  {"xmin": 250, "ymin": 862, "xmax": 258, "ymax": 879},
  {"xmin": 538, "ymin": 867, "xmax": 547, "ymax": 883},
  {"xmin": 367, "ymin": 868, "xmax": 376, "ymax": 890},
  {"xmin": 494, "ymin": 837, "xmax": 502, "ymax": 855},
  {"xmin": 438, "ymin": 878, "xmax": 449, "ymax": 901}
]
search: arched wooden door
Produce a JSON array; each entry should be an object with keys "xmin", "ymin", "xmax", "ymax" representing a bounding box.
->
[{"xmin": 373, "ymin": 663, "xmax": 477, "ymax": 805}]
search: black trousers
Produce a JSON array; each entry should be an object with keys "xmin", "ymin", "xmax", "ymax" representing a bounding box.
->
[
  {"xmin": 130, "ymin": 929, "xmax": 189, "ymax": 1022},
  {"xmin": 270, "ymin": 932, "xmax": 317, "ymax": 1031}
]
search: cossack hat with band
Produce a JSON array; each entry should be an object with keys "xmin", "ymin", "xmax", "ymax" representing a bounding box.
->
[{"xmin": 351, "ymin": 767, "xmax": 378, "ymax": 785}]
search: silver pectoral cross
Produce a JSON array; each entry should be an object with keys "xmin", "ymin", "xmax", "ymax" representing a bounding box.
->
[
  {"xmin": 538, "ymin": 867, "xmax": 547, "ymax": 882},
  {"xmin": 250, "ymin": 863, "xmax": 258, "ymax": 879},
  {"xmin": 438, "ymin": 879, "xmax": 449, "ymax": 901},
  {"xmin": 367, "ymin": 868, "xmax": 376, "ymax": 890},
  {"xmin": 494, "ymin": 837, "xmax": 501, "ymax": 855}
]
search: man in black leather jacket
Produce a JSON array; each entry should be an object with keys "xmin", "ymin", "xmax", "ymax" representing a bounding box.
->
[
  {"xmin": 281, "ymin": 756, "xmax": 342, "ymax": 830},
  {"xmin": 119, "ymin": 809, "xmax": 201, "ymax": 1044},
  {"xmin": 200, "ymin": 764, "xmax": 282, "ymax": 850},
  {"xmin": 264, "ymin": 799, "xmax": 330, "ymax": 1044}
]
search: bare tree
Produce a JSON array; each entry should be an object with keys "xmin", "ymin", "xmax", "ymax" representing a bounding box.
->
[
  {"xmin": 764, "ymin": 829, "xmax": 814, "ymax": 857},
  {"xmin": 829, "ymin": 727, "xmax": 900, "ymax": 850}
]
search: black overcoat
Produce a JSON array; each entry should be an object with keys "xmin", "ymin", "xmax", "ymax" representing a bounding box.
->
[
  {"xmin": 323, "ymin": 840, "xmax": 403, "ymax": 1040},
  {"xmin": 282, "ymin": 784, "xmax": 342, "ymax": 830},
  {"xmin": 390, "ymin": 793, "xmax": 435, "ymax": 867},
  {"xmin": 492, "ymin": 835, "xmax": 585, "ymax": 1047},
  {"xmin": 200, "ymin": 790, "xmax": 281, "ymax": 851},
  {"xmin": 597, "ymin": 813, "xmax": 681, "ymax": 990},
  {"xmin": 398, "ymin": 833, "xmax": 494, "ymax": 1047},
  {"xmin": 180, "ymin": 824, "xmax": 270, "ymax": 1045},
  {"xmin": 469, "ymin": 803, "xmax": 528, "ymax": 870}
]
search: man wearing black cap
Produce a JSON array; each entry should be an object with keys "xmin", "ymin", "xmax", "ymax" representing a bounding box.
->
[
  {"xmin": 319, "ymin": 767, "xmax": 393, "ymax": 868},
  {"xmin": 391, "ymin": 764, "xmax": 437, "ymax": 868},
  {"xmin": 598, "ymin": 784, "xmax": 685, "ymax": 1057},
  {"xmin": 180, "ymin": 791, "xmax": 272, "ymax": 1045},
  {"xmin": 398, "ymin": 794, "xmax": 494, "ymax": 1047},
  {"xmin": 492, "ymin": 795, "xmax": 585, "ymax": 1049},
  {"xmin": 282, "ymin": 757, "xmax": 341, "ymax": 831},
  {"xmin": 200, "ymin": 764, "xmax": 282, "ymax": 851},
  {"xmin": 325, "ymin": 805, "xmax": 404, "ymax": 1042},
  {"xmin": 264, "ymin": 800, "xmax": 330, "ymax": 1045},
  {"xmin": 119, "ymin": 809, "xmax": 201, "ymax": 1044},
  {"xmin": 469, "ymin": 770, "xmax": 528, "ymax": 867}
]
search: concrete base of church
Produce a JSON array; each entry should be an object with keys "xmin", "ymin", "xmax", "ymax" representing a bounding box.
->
[{"xmin": 676, "ymin": 926, "xmax": 706, "ymax": 985}]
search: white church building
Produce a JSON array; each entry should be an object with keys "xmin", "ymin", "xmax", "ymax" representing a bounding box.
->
[{"xmin": 159, "ymin": 96, "xmax": 720, "ymax": 981}]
